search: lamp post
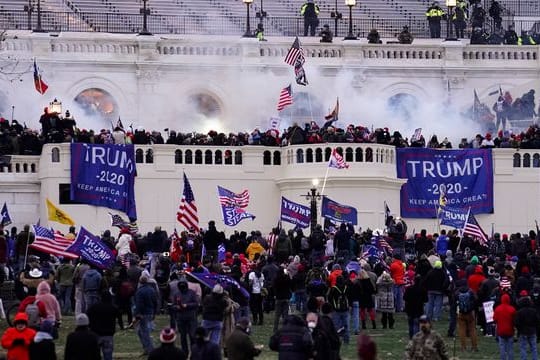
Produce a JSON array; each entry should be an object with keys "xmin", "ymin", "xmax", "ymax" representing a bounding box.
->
[
  {"xmin": 49, "ymin": 98, "xmax": 62, "ymax": 114},
  {"xmin": 243, "ymin": 0, "xmax": 254, "ymax": 37},
  {"xmin": 34, "ymin": 0, "xmax": 45, "ymax": 32},
  {"xmin": 255, "ymin": 0, "xmax": 267, "ymax": 21},
  {"xmin": 330, "ymin": 0, "xmax": 342, "ymax": 37},
  {"xmin": 303, "ymin": 179, "xmax": 321, "ymax": 234},
  {"xmin": 445, "ymin": 0, "xmax": 457, "ymax": 41},
  {"xmin": 139, "ymin": 0, "xmax": 152, "ymax": 35},
  {"xmin": 344, "ymin": 0, "xmax": 357, "ymax": 40},
  {"xmin": 24, "ymin": 0, "xmax": 32, "ymax": 31}
]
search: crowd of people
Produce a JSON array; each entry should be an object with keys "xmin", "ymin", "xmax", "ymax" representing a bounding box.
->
[{"xmin": 0, "ymin": 214, "xmax": 540, "ymax": 359}]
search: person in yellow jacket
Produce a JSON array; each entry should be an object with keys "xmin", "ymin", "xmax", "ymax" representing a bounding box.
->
[
  {"xmin": 518, "ymin": 31, "xmax": 537, "ymax": 45},
  {"xmin": 246, "ymin": 238, "xmax": 265, "ymax": 261},
  {"xmin": 300, "ymin": 0, "xmax": 320, "ymax": 36},
  {"xmin": 426, "ymin": 1, "xmax": 445, "ymax": 38}
]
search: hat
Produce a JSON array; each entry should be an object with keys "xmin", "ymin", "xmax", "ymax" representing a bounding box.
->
[
  {"xmin": 470, "ymin": 256, "xmax": 479, "ymax": 265},
  {"xmin": 500, "ymin": 277, "xmax": 511, "ymax": 289},
  {"xmin": 212, "ymin": 284, "xmax": 224, "ymax": 294},
  {"xmin": 521, "ymin": 266, "xmax": 529, "ymax": 274},
  {"xmin": 419, "ymin": 315, "xmax": 430, "ymax": 323},
  {"xmin": 76, "ymin": 314, "xmax": 89, "ymax": 327},
  {"xmin": 434, "ymin": 260, "xmax": 442, "ymax": 269},
  {"xmin": 40, "ymin": 320, "xmax": 55, "ymax": 335},
  {"xmin": 519, "ymin": 290, "xmax": 529, "ymax": 297},
  {"xmin": 29, "ymin": 268, "xmax": 43, "ymax": 278},
  {"xmin": 160, "ymin": 327, "xmax": 177, "ymax": 343}
]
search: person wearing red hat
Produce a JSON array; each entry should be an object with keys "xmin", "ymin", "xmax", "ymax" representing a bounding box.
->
[
  {"xmin": 516, "ymin": 266, "xmax": 534, "ymax": 297},
  {"xmin": 493, "ymin": 293, "xmax": 516, "ymax": 360},
  {"xmin": 147, "ymin": 327, "xmax": 187, "ymax": 360},
  {"xmin": 1, "ymin": 312, "xmax": 36, "ymax": 360}
]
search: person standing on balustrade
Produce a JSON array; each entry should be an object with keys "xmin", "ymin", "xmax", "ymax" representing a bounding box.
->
[
  {"xmin": 426, "ymin": 2, "xmax": 445, "ymax": 38},
  {"xmin": 300, "ymin": 0, "xmax": 320, "ymax": 37}
]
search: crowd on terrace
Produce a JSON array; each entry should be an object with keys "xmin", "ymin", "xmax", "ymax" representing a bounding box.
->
[{"xmin": 0, "ymin": 88, "xmax": 539, "ymax": 156}]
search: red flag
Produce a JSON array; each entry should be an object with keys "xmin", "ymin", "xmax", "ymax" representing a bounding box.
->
[{"xmin": 33, "ymin": 60, "xmax": 48, "ymax": 95}]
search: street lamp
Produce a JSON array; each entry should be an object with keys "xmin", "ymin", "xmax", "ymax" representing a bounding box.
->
[
  {"xmin": 445, "ymin": 0, "xmax": 458, "ymax": 41},
  {"xmin": 303, "ymin": 179, "xmax": 321, "ymax": 234},
  {"xmin": 243, "ymin": 0, "xmax": 254, "ymax": 37},
  {"xmin": 330, "ymin": 0, "xmax": 342, "ymax": 37},
  {"xmin": 139, "ymin": 0, "xmax": 152, "ymax": 35},
  {"xmin": 33, "ymin": 0, "xmax": 45, "ymax": 33},
  {"xmin": 344, "ymin": 0, "xmax": 357, "ymax": 40},
  {"xmin": 49, "ymin": 98, "xmax": 62, "ymax": 114}
]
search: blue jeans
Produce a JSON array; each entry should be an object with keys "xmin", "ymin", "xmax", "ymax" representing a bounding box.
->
[
  {"xmin": 393, "ymin": 284, "xmax": 404, "ymax": 312},
  {"xmin": 83, "ymin": 292, "xmax": 100, "ymax": 313},
  {"xmin": 333, "ymin": 311, "xmax": 350, "ymax": 344},
  {"xmin": 202, "ymin": 319, "xmax": 223, "ymax": 345},
  {"xmin": 498, "ymin": 336, "xmax": 513, "ymax": 360},
  {"xmin": 98, "ymin": 335, "xmax": 114, "ymax": 360},
  {"xmin": 295, "ymin": 290, "xmax": 307, "ymax": 314},
  {"xmin": 408, "ymin": 316, "xmax": 419, "ymax": 339},
  {"xmin": 136, "ymin": 315, "xmax": 154, "ymax": 353},
  {"xmin": 426, "ymin": 291, "xmax": 443, "ymax": 321},
  {"xmin": 58, "ymin": 285, "xmax": 72, "ymax": 314},
  {"xmin": 519, "ymin": 335, "xmax": 538, "ymax": 360},
  {"xmin": 351, "ymin": 301, "xmax": 360, "ymax": 333}
]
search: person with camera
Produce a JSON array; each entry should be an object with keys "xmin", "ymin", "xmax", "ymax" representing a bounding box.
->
[{"xmin": 319, "ymin": 24, "xmax": 333, "ymax": 43}]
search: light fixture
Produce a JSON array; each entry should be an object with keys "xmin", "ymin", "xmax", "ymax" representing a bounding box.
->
[
  {"xmin": 139, "ymin": 0, "xmax": 152, "ymax": 35},
  {"xmin": 312, "ymin": 178, "xmax": 319, "ymax": 187},
  {"xmin": 243, "ymin": 0, "xmax": 255, "ymax": 37},
  {"xmin": 49, "ymin": 98, "xmax": 62, "ymax": 114},
  {"xmin": 302, "ymin": 179, "xmax": 321, "ymax": 234},
  {"xmin": 344, "ymin": 0, "xmax": 358, "ymax": 40}
]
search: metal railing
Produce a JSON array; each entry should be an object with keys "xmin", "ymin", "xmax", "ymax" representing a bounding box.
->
[{"xmin": 0, "ymin": 10, "xmax": 537, "ymax": 38}]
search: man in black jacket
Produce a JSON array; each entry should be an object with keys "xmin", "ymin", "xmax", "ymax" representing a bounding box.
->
[
  {"xmin": 148, "ymin": 327, "xmax": 187, "ymax": 360},
  {"xmin": 203, "ymin": 221, "xmax": 220, "ymax": 262},
  {"xmin": 64, "ymin": 314, "xmax": 101, "ymax": 360},
  {"xmin": 269, "ymin": 315, "xmax": 313, "ymax": 360},
  {"xmin": 87, "ymin": 291, "xmax": 119, "ymax": 360},
  {"xmin": 514, "ymin": 295, "xmax": 539, "ymax": 358}
]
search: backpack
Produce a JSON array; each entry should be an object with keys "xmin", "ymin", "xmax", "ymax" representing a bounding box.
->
[
  {"xmin": 25, "ymin": 299, "xmax": 41, "ymax": 328},
  {"xmin": 334, "ymin": 286, "xmax": 349, "ymax": 312},
  {"xmin": 457, "ymin": 290, "xmax": 474, "ymax": 314}
]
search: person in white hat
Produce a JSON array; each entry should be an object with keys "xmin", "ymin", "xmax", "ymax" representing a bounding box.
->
[{"xmin": 147, "ymin": 327, "xmax": 187, "ymax": 360}]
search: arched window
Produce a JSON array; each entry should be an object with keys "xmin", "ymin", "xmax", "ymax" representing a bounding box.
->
[
  {"xmin": 315, "ymin": 148, "xmax": 323, "ymax": 162},
  {"xmin": 355, "ymin": 148, "xmax": 363, "ymax": 162},
  {"xmin": 513, "ymin": 153, "xmax": 521, "ymax": 167},
  {"xmin": 205, "ymin": 150, "xmax": 213, "ymax": 164},
  {"xmin": 185, "ymin": 150, "xmax": 193, "ymax": 164},
  {"xmin": 297, "ymin": 149, "xmax": 304, "ymax": 163},
  {"xmin": 31, "ymin": 163, "xmax": 36, "ymax": 173},
  {"xmin": 263, "ymin": 150, "xmax": 271, "ymax": 165},
  {"xmin": 51, "ymin": 147, "xmax": 60, "ymax": 163},
  {"xmin": 145, "ymin": 149, "xmax": 154, "ymax": 163},
  {"xmin": 23, "ymin": 163, "xmax": 28, "ymax": 173},
  {"xmin": 135, "ymin": 149, "xmax": 144, "ymax": 163},
  {"xmin": 534, "ymin": 154, "xmax": 540, "ymax": 168},
  {"xmin": 175, "ymin": 150, "xmax": 183, "ymax": 164},
  {"xmin": 234, "ymin": 150, "xmax": 242, "ymax": 165},
  {"xmin": 523, "ymin": 153, "xmax": 531, "ymax": 168},
  {"xmin": 74, "ymin": 88, "xmax": 119, "ymax": 124},
  {"xmin": 324, "ymin": 148, "xmax": 332, "ymax": 162},
  {"xmin": 306, "ymin": 148, "xmax": 314, "ymax": 163},
  {"xmin": 366, "ymin": 148, "xmax": 373, "ymax": 162},
  {"xmin": 345, "ymin": 147, "xmax": 353, "ymax": 162},
  {"xmin": 273, "ymin": 151, "xmax": 281, "ymax": 165},
  {"xmin": 225, "ymin": 150, "xmax": 233, "ymax": 165},
  {"xmin": 195, "ymin": 150, "xmax": 203, "ymax": 164},
  {"xmin": 215, "ymin": 150, "xmax": 223, "ymax": 165}
]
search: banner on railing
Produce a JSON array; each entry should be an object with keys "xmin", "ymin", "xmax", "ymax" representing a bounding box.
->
[
  {"xmin": 70, "ymin": 144, "xmax": 137, "ymax": 220},
  {"xmin": 396, "ymin": 148, "xmax": 493, "ymax": 218}
]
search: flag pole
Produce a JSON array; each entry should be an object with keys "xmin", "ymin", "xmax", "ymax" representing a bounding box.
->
[
  {"xmin": 23, "ymin": 226, "xmax": 32, "ymax": 270},
  {"xmin": 457, "ymin": 207, "xmax": 472, "ymax": 252}
]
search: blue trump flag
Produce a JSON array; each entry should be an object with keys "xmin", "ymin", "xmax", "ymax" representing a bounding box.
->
[
  {"xmin": 1, "ymin": 202, "xmax": 12, "ymax": 226},
  {"xmin": 321, "ymin": 196, "xmax": 358, "ymax": 225},
  {"xmin": 65, "ymin": 226, "xmax": 115, "ymax": 269},
  {"xmin": 396, "ymin": 148, "xmax": 493, "ymax": 218},
  {"xmin": 70, "ymin": 143, "xmax": 137, "ymax": 220},
  {"xmin": 217, "ymin": 186, "xmax": 256, "ymax": 227},
  {"xmin": 280, "ymin": 196, "xmax": 311, "ymax": 229},
  {"xmin": 439, "ymin": 205, "xmax": 469, "ymax": 229},
  {"xmin": 187, "ymin": 271, "xmax": 250, "ymax": 299}
]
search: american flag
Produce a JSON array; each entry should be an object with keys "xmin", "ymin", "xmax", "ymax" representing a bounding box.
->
[
  {"xmin": 277, "ymin": 85, "xmax": 293, "ymax": 112},
  {"xmin": 328, "ymin": 148, "xmax": 349, "ymax": 169},
  {"xmin": 463, "ymin": 211, "xmax": 488, "ymax": 245},
  {"xmin": 31, "ymin": 225, "xmax": 78, "ymax": 259},
  {"xmin": 217, "ymin": 186, "xmax": 250, "ymax": 208},
  {"xmin": 177, "ymin": 173, "xmax": 199, "ymax": 232},
  {"xmin": 284, "ymin": 37, "xmax": 304, "ymax": 66},
  {"xmin": 378, "ymin": 236, "xmax": 394, "ymax": 252},
  {"xmin": 108, "ymin": 213, "xmax": 139, "ymax": 234},
  {"xmin": 33, "ymin": 60, "xmax": 48, "ymax": 95}
]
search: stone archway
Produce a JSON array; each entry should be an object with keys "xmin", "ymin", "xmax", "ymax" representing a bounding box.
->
[{"xmin": 73, "ymin": 88, "xmax": 119, "ymax": 123}]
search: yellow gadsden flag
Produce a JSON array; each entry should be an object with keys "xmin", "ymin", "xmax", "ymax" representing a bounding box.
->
[{"xmin": 46, "ymin": 198, "xmax": 75, "ymax": 226}]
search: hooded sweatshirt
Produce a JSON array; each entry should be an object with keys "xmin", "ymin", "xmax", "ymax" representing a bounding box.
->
[
  {"xmin": 1, "ymin": 313, "xmax": 37, "ymax": 360},
  {"xmin": 493, "ymin": 293, "xmax": 516, "ymax": 337},
  {"xmin": 35, "ymin": 281, "xmax": 61, "ymax": 322}
]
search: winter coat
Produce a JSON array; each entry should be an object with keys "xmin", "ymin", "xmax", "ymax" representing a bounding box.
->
[
  {"xmin": 134, "ymin": 283, "xmax": 158, "ymax": 316},
  {"xmin": 226, "ymin": 327, "xmax": 261, "ymax": 360},
  {"xmin": 514, "ymin": 298, "xmax": 540, "ymax": 336},
  {"xmin": 64, "ymin": 327, "xmax": 101, "ymax": 360},
  {"xmin": 35, "ymin": 281, "xmax": 61, "ymax": 323},
  {"xmin": 389, "ymin": 260, "xmax": 405, "ymax": 285},
  {"xmin": 190, "ymin": 339, "xmax": 222, "ymax": 360},
  {"xmin": 29, "ymin": 331, "xmax": 56, "ymax": 360},
  {"xmin": 376, "ymin": 275, "xmax": 395, "ymax": 313},
  {"xmin": 116, "ymin": 233, "xmax": 132, "ymax": 257},
  {"xmin": 202, "ymin": 293, "xmax": 228, "ymax": 322},
  {"xmin": 87, "ymin": 301, "xmax": 119, "ymax": 336},
  {"xmin": 359, "ymin": 277, "xmax": 376, "ymax": 308},
  {"xmin": 1, "ymin": 313, "xmax": 36, "ymax": 360},
  {"xmin": 423, "ymin": 268, "xmax": 448, "ymax": 293},
  {"xmin": 221, "ymin": 295, "xmax": 240, "ymax": 348},
  {"xmin": 148, "ymin": 343, "xmax": 187, "ymax": 360},
  {"xmin": 269, "ymin": 316, "xmax": 313, "ymax": 360},
  {"xmin": 404, "ymin": 282, "xmax": 428, "ymax": 318},
  {"xmin": 493, "ymin": 293, "xmax": 516, "ymax": 337}
]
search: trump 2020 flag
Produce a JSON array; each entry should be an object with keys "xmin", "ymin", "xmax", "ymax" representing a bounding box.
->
[
  {"xmin": 439, "ymin": 205, "xmax": 468, "ymax": 229},
  {"xmin": 280, "ymin": 196, "xmax": 310, "ymax": 229},
  {"xmin": 1, "ymin": 202, "xmax": 12, "ymax": 227},
  {"xmin": 66, "ymin": 226, "xmax": 115, "ymax": 269},
  {"xmin": 321, "ymin": 196, "xmax": 358, "ymax": 225},
  {"xmin": 217, "ymin": 186, "xmax": 256, "ymax": 227},
  {"xmin": 70, "ymin": 143, "xmax": 137, "ymax": 221}
]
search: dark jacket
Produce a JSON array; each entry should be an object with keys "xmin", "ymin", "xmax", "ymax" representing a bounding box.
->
[
  {"xmin": 404, "ymin": 281, "xmax": 428, "ymax": 318},
  {"xmin": 423, "ymin": 268, "xmax": 448, "ymax": 292},
  {"xmin": 64, "ymin": 327, "xmax": 101, "ymax": 360},
  {"xmin": 190, "ymin": 339, "xmax": 222, "ymax": 360},
  {"xmin": 87, "ymin": 300, "xmax": 119, "ymax": 336},
  {"xmin": 514, "ymin": 298, "xmax": 539, "ymax": 336},
  {"xmin": 269, "ymin": 315, "xmax": 313, "ymax": 360},
  {"xmin": 148, "ymin": 343, "xmax": 187, "ymax": 360},
  {"xmin": 202, "ymin": 293, "xmax": 227, "ymax": 322},
  {"xmin": 203, "ymin": 225, "xmax": 220, "ymax": 252},
  {"xmin": 29, "ymin": 332, "xmax": 56, "ymax": 360},
  {"xmin": 135, "ymin": 283, "xmax": 158, "ymax": 316},
  {"xmin": 225, "ymin": 327, "xmax": 261, "ymax": 360},
  {"xmin": 273, "ymin": 272, "xmax": 293, "ymax": 300}
]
